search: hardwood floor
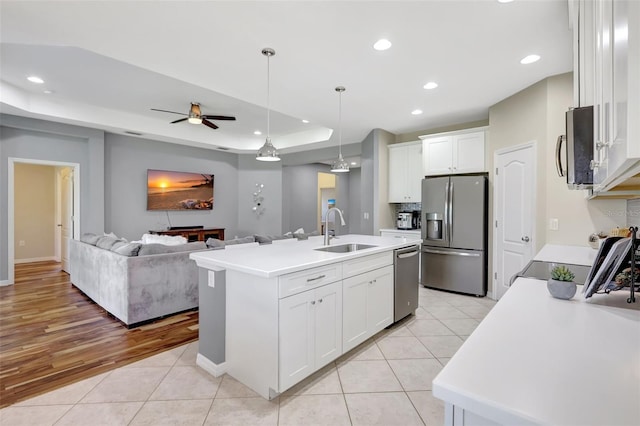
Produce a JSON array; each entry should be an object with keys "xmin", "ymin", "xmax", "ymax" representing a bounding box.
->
[{"xmin": 0, "ymin": 261, "xmax": 199, "ymax": 408}]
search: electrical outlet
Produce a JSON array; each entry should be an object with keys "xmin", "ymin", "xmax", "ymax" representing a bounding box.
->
[
  {"xmin": 550, "ymin": 218, "xmax": 559, "ymax": 231},
  {"xmin": 18, "ymin": 240, "xmax": 25, "ymax": 246},
  {"xmin": 363, "ymin": 212, "xmax": 370, "ymax": 220}
]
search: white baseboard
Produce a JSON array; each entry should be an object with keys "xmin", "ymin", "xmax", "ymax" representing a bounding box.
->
[
  {"xmin": 0, "ymin": 279, "xmax": 13, "ymax": 286},
  {"xmin": 196, "ymin": 353, "xmax": 226, "ymax": 377},
  {"xmin": 14, "ymin": 256, "xmax": 57, "ymax": 264},
  {"xmin": 486, "ymin": 290, "xmax": 495, "ymax": 300}
]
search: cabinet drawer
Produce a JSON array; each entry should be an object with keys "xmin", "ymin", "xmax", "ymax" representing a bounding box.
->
[
  {"xmin": 279, "ymin": 264, "xmax": 343, "ymax": 298},
  {"xmin": 343, "ymin": 252, "xmax": 393, "ymax": 278}
]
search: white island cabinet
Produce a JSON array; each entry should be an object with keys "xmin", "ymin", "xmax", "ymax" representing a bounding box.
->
[{"xmin": 190, "ymin": 234, "xmax": 419, "ymax": 399}]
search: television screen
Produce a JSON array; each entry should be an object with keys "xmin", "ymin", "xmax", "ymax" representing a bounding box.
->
[{"xmin": 147, "ymin": 169, "xmax": 214, "ymax": 211}]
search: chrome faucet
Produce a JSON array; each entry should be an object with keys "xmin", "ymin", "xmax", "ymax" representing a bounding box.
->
[{"xmin": 324, "ymin": 207, "xmax": 346, "ymax": 245}]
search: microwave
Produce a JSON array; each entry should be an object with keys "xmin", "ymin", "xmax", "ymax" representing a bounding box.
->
[{"xmin": 556, "ymin": 106, "xmax": 593, "ymax": 189}]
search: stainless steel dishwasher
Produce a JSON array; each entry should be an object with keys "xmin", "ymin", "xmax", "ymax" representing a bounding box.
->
[{"xmin": 394, "ymin": 245, "xmax": 420, "ymax": 322}]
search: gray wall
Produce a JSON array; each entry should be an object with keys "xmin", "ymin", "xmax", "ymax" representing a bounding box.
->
[
  {"xmin": 0, "ymin": 115, "xmax": 105, "ymax": 282},
  {"xmin": 359, "ymin": 130, "xmax": 375, "ymax": 235},
  {"xmin": 236, "ymin": 154, "xmax": 283, "ymax": 238},
  {"xmin": 282, "ymin": 163, "xmax": 352, "ymax": 235},
  {"xmin": 629, "ymin": 199, "xmax": 640, "ymax": 231},
  {"xmin": 348, "ymin": 167, "xmax": 362, "ymax": 234},
  {"xmin": 104, "ymin": 134, "xmax": 239, "ymax": 241}
]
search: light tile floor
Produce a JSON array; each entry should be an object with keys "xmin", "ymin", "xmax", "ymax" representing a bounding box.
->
[{"xmin": 0, "ymin": 287, "xmax": 496, "ymax": 426}]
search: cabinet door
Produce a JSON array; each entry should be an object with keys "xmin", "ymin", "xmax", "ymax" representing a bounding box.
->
[
  {"xmin": 367, "ymin": 266, "xmax": 394, "ymax": 331},
  {"xmin": 314, "ymin": 282, "xmax": 342, "ymax": 369},
  {"xmin": 279, "ymin": 291, "xmax": 315, "ymax": 391},
  {"xmin": 388, "ymin": 145, "xmax": 407, "ymax": 203},
  {"xmin": 453, "ymin": 132, "xmax": 485, "ymax": 173},
  {"xmin": 342, "ymin": 274, "xmax": 369, "ymax": 352},
  {"xmin": 406, "ymin": 143, "xmax": 424, "ymax": 201},
  {"xmin": 423, "ymin": 136, "xmax": 453, "ymax": 176}
]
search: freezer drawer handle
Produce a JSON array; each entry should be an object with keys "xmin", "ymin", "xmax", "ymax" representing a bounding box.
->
[
  {"xmin": 423, "ymin": 248, "xmax": 481, "ymax": 257},
  {"xmin": 306, "ymin": 274, "xmax": 326, "ymax": 282},
  {"xmin": 397, "ymin": 250, "xmax": 418, "ymax": 259}
]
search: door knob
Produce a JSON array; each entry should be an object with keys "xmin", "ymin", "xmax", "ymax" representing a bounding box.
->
[{"xmin": 521, "ymin": 236, "xmax": 530, "ymax": 242}]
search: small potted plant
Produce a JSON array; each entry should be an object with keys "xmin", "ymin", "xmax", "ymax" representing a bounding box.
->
[{"xmin": 547, "ymin": 265, "xmax": 577, "ymax": 300}]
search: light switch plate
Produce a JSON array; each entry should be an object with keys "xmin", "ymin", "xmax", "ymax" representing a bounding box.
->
[{"xmin": 550, "ymin": 218, "xmax": 559, "ymax": 231}]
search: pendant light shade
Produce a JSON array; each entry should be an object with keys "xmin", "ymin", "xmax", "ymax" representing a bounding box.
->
[
  {"xmin": 256, "ymin": 48, "xmax": 281, "ymax": 162},
  {"xmin": 330, "ymin": 86, "xmax": 350, "ymax": 173}
]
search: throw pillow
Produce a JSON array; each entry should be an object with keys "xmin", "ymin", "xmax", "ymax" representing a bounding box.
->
[
  {"xmin": 254, "ymin": 234, "xmax": 293, "ymax": 244},
  {"xmin": 225, "ymin": 236, "xmax": 256, "ymax": 245},
  {"xmin": 81, "ymin": 233, "xmax": 100, "ymax": 245},
  {"xmin": 293, "ymin": 230, "xmax": 320, "ymax": 240},
  {"xmin": 96, "ymin": 236, "xmax": 120, "ymax": 250},
  {"xmin": 110, "ymin": 242, "xmax": 142, "ymax": 256},
  {"xmin": 141, "ymin": 233, "xmax": 188, "ymax": 246},
  {"xmin": 205, "ymin": 238, "xmax": 226, "ymax": 249}
]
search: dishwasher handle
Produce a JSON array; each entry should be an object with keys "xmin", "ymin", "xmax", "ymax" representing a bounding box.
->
[{"xmin": 396, "ymin": 247, "xmax": 419, "ymax": 258}]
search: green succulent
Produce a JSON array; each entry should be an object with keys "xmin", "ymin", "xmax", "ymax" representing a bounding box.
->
[{"xmin": 551, "ymin": 265, "xmax": 575, "ymax": 282}]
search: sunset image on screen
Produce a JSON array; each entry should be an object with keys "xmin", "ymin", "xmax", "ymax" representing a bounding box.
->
[{"xmin": 147, "ymin": 170, "xmax": 214, "ymax": 210}]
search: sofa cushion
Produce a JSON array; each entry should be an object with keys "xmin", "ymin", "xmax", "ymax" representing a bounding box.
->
[
  {"xmin": 226, "ymin": 236, "xmax": 256, "ymax": 245},
  {"xmin": 111, "ymin": 241, "xmax": 142, "ymax": 257},
  {"xmin": 138, "ymin": 241, "xmax": 206, "ymax": 256},
  {"xmin": 96, "ymin": 236, "xmax": 121, "ymax": 250},
  {"xmin": 81, "ymin": 233, "xmax": 100, "ymax": 245},
  {"xmin": 254, "ymin": 234, "xmax": 294, "ymax": 245}
]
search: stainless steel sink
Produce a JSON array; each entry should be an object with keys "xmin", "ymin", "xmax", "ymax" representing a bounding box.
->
[{"xmin": 314, "ymin": 243, "xmax": 377, "ymax": 253}]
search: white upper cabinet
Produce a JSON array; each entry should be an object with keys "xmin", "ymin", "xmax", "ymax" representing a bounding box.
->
[
  {"xmin": 421, "ymin": 129, "xmax": 486, "ymax": 176},
  {"xmin": 388, "ymin": 141, "xmax": 423, "ymax": 203},
  {"xmin": 574, "ymin": 0, "xmax": 640, "ymax": 192}
]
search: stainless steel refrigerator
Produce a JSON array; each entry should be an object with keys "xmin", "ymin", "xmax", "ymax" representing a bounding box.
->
[{"xmin": 420, "ymin": 174, "xmax": 488, "ymax": 296}]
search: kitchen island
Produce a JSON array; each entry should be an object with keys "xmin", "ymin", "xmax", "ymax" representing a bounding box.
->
[
  {"xmin": 190, "ymin": 234, "xmax": 420, "ymax": 399},
  {"xmin": 433, "ymin": 245, "xmax": 640, "ymax": 425}
]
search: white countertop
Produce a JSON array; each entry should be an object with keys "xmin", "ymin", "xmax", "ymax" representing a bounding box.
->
[
  {"xmin": 433, "ymin": 278, "xmax": 640, "ymax": 425},
  {"xmin": 379, "ymin": 228, "xmax": 421, "ymax": 235},
  {"xmin": 534, "ymin": 243, "xmax": 598, "ymax": 266},
  {"xmin": 190, "ymin": 234, "xmax": 419, "ymax": 278}
]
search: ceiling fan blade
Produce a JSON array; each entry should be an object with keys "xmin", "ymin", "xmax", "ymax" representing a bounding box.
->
[
  {"xmin": 202, "ymin": 119, "xmax": 219, "ymax": 130},
  {"xmin": 151, "ymin": 108, "xmax": 187, "ymax": 116},
  {"xmin": 170, "ymin": 118, "xmax": 189, "ymax": 124},
  {"xmin": 202, "ymin": 115, "xmax": 236, "ymax": 121}
]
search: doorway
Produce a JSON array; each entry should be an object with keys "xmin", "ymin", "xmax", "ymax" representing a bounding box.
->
[
  {"xmin": 493, "ymin": 142, "xmax": 536, "ymax": 300},
  {"xmin": 7, "ymin": 158, "xmax": 80, "ymax": 285}
]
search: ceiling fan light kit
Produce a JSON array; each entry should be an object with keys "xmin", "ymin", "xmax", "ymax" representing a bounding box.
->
[
  {"xmin": 187, "ymin": 103, "xmax": 203, "ymax": 124},
  {"xmin": 330, "ymin": 86, "xmax": 349, "ymax": 173},
  {"xmin": 256, "ymin": 47, "xmax": 281, "ymax": 162},
  {"xmin": 151, "ymin": 103, "xmax": 235, "ymax": 130}
]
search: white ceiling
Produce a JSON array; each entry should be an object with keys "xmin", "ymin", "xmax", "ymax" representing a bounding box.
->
[{"xmin": 0, "ymin": 0, "xmax": 572, "ymax": 156}]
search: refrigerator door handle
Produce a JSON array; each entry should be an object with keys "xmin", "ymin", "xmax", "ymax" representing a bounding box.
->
[
  {"xmin": 448, "ymin": 180, "xmax": 454, "ymax": 241},
  {"xmin": 444, "ymin": 181, "xmax": 450, "ymax": 243},
  {"xmin": 422, "ymin": 248, "xmax": 481, "ymax": 257}
]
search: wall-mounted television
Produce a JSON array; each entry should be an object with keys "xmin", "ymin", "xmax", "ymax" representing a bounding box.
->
[{"xmin": 147, "ymin": 169, "xmax": 214, "ymax": 211}]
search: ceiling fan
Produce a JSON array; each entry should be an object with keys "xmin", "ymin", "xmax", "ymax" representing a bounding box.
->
[{"xmin": 151, "ymin": 102, "xmax": 236, "ymax": 129}]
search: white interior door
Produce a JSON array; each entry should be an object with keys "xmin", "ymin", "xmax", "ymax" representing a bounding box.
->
[
  {"xmin": 494, "ymin": 143, "xmax": 535, "ymax": 300},
  {"xmin": 60, "ymin": 167, "xmax": 74, "ymax": 272}
]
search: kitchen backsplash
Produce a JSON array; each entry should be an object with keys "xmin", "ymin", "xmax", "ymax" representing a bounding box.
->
[{"xmin": 394, "ymin": 203, "xmax": 421, "ymax": 216}]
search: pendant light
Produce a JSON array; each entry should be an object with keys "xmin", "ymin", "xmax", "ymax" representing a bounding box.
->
[
  {"xmin": 256, "ymin": 48, "xmax": 280, "ymax": 162},
  {"xmin": 330, "ymin": 86, "xmax": 350, "ymax": 172}
]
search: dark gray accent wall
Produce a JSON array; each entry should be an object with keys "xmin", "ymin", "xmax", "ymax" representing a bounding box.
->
[
  {"xmin": 104, "ymin": 134, "xmax": 239, "ymax": 241},
  {"xmin": 0, "ymin": 115, "xmax": 105, "ymax": 282},
  {"xmin": 360, "ymin": 130, "xmax": 375, "ymax": 235}
]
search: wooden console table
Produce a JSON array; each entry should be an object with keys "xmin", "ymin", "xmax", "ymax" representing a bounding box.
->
[{"xmin": 149, "ymin": 227, "xmax": 225, "ymax": 242}]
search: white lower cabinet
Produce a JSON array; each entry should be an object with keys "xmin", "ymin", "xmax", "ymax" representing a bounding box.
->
[
  {"xmin": 279, "ymin": 281, "xmax": 342, "ymax": 391},
  {"xmin": 342, "ymin": 265, "xmax": 394, "ymax": 352}
]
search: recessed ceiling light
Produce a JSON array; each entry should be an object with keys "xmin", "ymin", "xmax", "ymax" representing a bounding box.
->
[
  {"xmin": 373, "ymin": 39, "xmax": 392, "ymax": 51},
  {"xmin": 254, "ymin": 130, "xmax": 262, "ymax": 135},
  {"xmin": 350, "ymin": 162, "xmax": 357, "ymax": 166},
  {"xmin": 520, "ymin": 54, "xmax": 540, "ymax": 64},
  {"xmin": 302, "ymin": 119, "xmax": 309, "ymax": 123},
  {"xmin": 43, "ymin": 90, "xmax": 53, "ymax": 94},
  {"xmin": 423, "ymin": 82, "xmax": 438, "ymax": 90},
  {"xmin": 497, "ymin": 0, "xmax": 514, "ymax": 3},
  {"xmin": 411, "ymin": 109, "xmax": 423, "ymax": 115},
  {"xmin": 27, "ymin": 76, "xmax": 44, "ymax": 84}
]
